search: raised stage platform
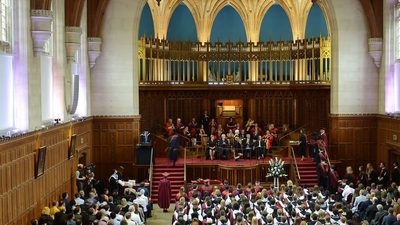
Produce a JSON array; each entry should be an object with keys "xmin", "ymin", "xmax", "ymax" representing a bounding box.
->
[{"xmin": 153, "ymin": 156, "xmax": 315, "ymax": 187}]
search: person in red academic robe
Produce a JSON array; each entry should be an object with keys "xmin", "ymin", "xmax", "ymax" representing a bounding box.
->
[
  {"xmin": 209, "ymin": 118, "xmax": 217, "ymax": 135},
  {"xmin": 263, "ymin": 130, "xmax": 274, "ymax": 155},
  {"xmin": 176, "ymin": 118, "xmax": 185, "ymax": 134},
  {"xmin": 320, "ymin": 128, "xmax": 328, "ymax": 148},
  {"xmin": 165, "ymin": 118, "xmax": 175, "ymax": 137},
  {"xmin": 188, "ymin": 117, "xmax": 198, "ymax": 138},
  {"xmin": 318, "ymin": 148, "xmax": 330, "ymax": 189},
  {"xmin": 158, "ymin": 172, "xmax": 171, "ymax": 212},
  {"xmin": 329, "ymin": 165, "xmax": 340, "ymax": 193}
]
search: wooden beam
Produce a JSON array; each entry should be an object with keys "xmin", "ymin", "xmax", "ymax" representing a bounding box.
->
[
  {"xmin": 31, "ymin": 0, "xmax": 52, "ymax": 10},
  {"xmin": 359, "ymin": 0, "xmax": 383, "ymax": 37},
  {"xmin": 88, "ymin": 0, "xmax": 109, "ymax": 37},
  {"xmin": 65, "ymin": 0, "xmax": 86, "ymax": 27}
]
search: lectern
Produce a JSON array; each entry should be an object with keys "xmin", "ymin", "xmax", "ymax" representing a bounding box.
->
[{"xmin": 136, "ymin": 143, "xmax": 154, "ymax": 165}]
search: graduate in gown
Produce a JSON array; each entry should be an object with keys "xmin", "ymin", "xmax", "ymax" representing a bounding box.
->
[
  {"xmin": 158, "ymin": 172, "xmax": 171, "ymax": 212},
  {"xmin": 168, "ymin": 131, "xmax": 181, "ymax": 167}
]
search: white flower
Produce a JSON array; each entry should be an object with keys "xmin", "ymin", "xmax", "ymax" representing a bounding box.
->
[{"xmin": 266, "ymin": 157, "xmax": 287, "ymax": 178}]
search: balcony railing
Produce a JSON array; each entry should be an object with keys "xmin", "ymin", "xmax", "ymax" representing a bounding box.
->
[{"xmin": 138, "ymin": 37, "xmax": 331, "ymax": 85}]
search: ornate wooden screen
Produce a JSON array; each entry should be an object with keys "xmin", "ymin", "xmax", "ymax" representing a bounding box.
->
[{"xmin": 138, "ymin": 37, "xmax": 331, "ymax": 84}]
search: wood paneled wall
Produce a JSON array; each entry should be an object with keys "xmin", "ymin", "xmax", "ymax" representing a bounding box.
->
[
  {"xmin": 139, "ymin": 87, "xmax": 330, "ymax": 133},
  {"xmin": 92, "ymin": 116, "xmax": 141, "ymax": 181},
  {"xmin": 329, "ymin": 115, "xmax": 400, "ymax": 175},
  {"xmin": 376, "ymin": 116, "xmax": 400, "ymax": 165},
  {"xmin": 329, "ymin": 115, "xmax": 378, "ymax": 175},
  {"xmin": 0, "ymin": 119, "xmax": 92, "ymax": 225}
]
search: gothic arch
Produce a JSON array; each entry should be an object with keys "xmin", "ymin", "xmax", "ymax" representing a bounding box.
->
[
  {"xmin": 259, "ymin": 3, "xmax": 294, "ymax": 41},
  {"xmin": 304, "ymin": 3, "xmax": 329, "ymax": 38},
  {"xmin": 256, "ymin": 0, "xmax": 295, "ymax": 41},
  {"xmin": 166, "ymin": 3, "xmax": 198, "ymax": 41},
  {"xmin": 146, "ymin": 0, "xmax": 183, "ymax": 38},
  {"xmin": 208, "ymin": 1, "xmax": 249, "ymax": 42},
  {"xmin": 135, "ymin": 0, "xmax": 148, "ymax": 39},
  {"xmin": 138, "ymin": 2, "xmax": 155, "ymax": 38},
  {"xmin": 210, "ymin": 4, "xmax": 248, "ymax": 42},
  {"xmin": 302, "ymin": 1, "xmax": 332, "ymax": 39}
]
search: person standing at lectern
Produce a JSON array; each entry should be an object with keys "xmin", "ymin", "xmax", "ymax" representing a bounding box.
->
[
  {"xmin": 140, "ymin": 129, "xmax": 152, "ymax": 144},
  {"xmin": 158, "ymin": 172, "xmax": 171, "ymax": 212}
]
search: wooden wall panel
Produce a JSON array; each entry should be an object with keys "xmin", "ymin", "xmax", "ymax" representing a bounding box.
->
[
  {"xmin": 186, "ymin": 164, "xmax": 286, "ymax": 186},
  {"xmin": 92, "ymin": 116, "xmax": 141, "ymax": 181},
  {"xmin": 139, "ymin": 87, "xmax": 330, "ymax": 133},
  {"xmin": 376, "ymin": 116, "xmax": 400, "ymax": 165},
  {"xmin": 0, "ymin": 119, "xmax": 92, "ymax": 225},
  {"xmin": 329, "ymin": 115, "xmax": 377, "ymax": 175}
]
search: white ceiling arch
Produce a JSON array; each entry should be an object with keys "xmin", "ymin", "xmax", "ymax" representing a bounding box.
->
[{"xmin": 143, "ymin": 0, "xmax": 331, "ymax": 42}]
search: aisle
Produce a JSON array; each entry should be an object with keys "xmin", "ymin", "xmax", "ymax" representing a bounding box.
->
[{"xmin": 147, "ymin": 204, "xmax": 174, "ymax": 225}]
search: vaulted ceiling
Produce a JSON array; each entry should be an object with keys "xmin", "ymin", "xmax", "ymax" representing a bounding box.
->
[{"xmin": 30, "ymin": 0, "xmax": 382, "ymax": 40}]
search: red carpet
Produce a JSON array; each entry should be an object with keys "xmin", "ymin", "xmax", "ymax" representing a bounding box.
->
[
  {"xmin": 151, "ymin": 161, "xmax": 184, "ymax": 203},
  {"xmin": 297, "ymin": 159, "xmax": 318, "ymax": 187}
]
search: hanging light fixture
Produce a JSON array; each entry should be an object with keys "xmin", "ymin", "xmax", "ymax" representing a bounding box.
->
[{"xmin": 156, "ymin": 0, "xmax": 161, "ymax": 6}]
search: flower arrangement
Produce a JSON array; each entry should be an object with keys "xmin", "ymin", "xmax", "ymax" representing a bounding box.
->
[{"xmin": 266, "ymin": 157, "xmax": 288, "ymax": 178}]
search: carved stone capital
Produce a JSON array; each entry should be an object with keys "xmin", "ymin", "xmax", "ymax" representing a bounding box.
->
[
  {"xmin": 87, "ymin": 37, "xmax": 102, "ymax": 68},
  {"xmin": 31, "ymin": 10, "xmax": 53, "ymax": 55},
  {"xmin": 368, "ymin": 37, "xmax": 383, "ymax": 68},
  {"xmin": 65, "ymin": 26, "xmax": 82, "ymax": 63},
  {"xmin": 0, "ymin": 41, "xmax": 11, "ymax": 54}
]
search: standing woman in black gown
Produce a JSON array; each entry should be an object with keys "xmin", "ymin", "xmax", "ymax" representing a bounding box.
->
[
  {"xmin": 299, "ymin": 129, "xmax": 307, "ymax": 161},
  {"xmin": 168, "ymin": 130, "xmax": 181, "ymax": 167}
]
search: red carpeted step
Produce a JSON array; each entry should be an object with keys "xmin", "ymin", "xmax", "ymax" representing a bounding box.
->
[
  {"xmin": 296, "ymin": 158, "xmax": 318, "ymax": 187},
  {"xmin": 151, "ymin": 163, "xmax": 185, "ymax": 204}
]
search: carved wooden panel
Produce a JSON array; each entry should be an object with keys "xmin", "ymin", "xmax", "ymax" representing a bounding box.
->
[
  {"xmin": 186, "ymin": 165, "xmax": 219, "ymax": 181},
  {"xmin": 329, "ymin": 115, "xmax": 377, "ymax": 175},
  {"xmin": 140, "ymin": 87, "xmax": 330, "ymax": 132},
  {"xmin": 376, "ymin": 116, "xmax": 400, "ymax": 165},
  {"xmin": 92, "ymin": 116, "xmax": 141, "ymax": 180},
  {"xmin": 0, "ymin": 119, "xmax": 92, "ymax": 225}
]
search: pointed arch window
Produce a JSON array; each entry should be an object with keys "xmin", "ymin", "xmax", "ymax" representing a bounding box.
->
[
  {"xmin": 389, "ymin": 1, "xmax": 400, "ymax": 113},
  {"xmin": 396, "ymin": 2, "xmax": 400, "ymax": 60},
  {"xmin": 0, "ymin": 0, "xmax": 12, "ymax": 52}
]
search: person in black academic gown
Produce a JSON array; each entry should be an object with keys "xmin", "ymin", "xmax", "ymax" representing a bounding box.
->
[
  {"xmin": 206, "ymin": 134, "xmax": 217, "ymax": 160},
  {"xmin": 254, "ymin": 135, "xmax": 266, "ymax": 159},
  {"xmin": 378, "ymin": 162, "xmax": 389, "ymax": 188},
  {"xmin": 299, "ymin": 129, "xmax": 307, "ymax": 161},
  {"xmin": 392, "ymin": 162, "xmax": 400, "ymax": 185},
  {"xmin": 168, "ymin": 130, "xmax": 181, "ymax": 167}
]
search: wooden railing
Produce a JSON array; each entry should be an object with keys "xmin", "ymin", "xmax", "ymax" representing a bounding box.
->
[
  {"xmin": 288, "ymin": 146, "xmax": 301, "ymax": 184},
  {"xmin": 148, "ymin": 147, "xmax": 154, "ymax": 198},
  {"xmin": 278, "ymin": 125, "xmax": 307, "ymax": 144},
  {"xmin": 138, "ymin": 37, "xmax": 331, "ymax": 84},
  {"xmin": 179, "ymin": 135, "xmax": 191, "ymax": 184}
]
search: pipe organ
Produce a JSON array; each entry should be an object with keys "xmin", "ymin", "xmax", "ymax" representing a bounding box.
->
[{"xmin": 138, "ymin": 37, "xmax": 331, "ymax": 85}]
